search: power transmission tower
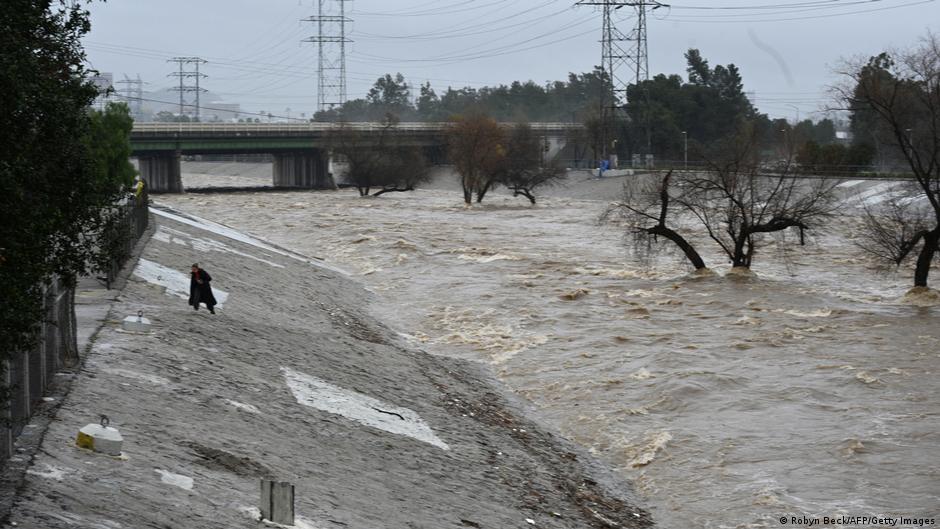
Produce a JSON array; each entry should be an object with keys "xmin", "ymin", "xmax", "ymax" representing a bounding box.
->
[
  {"xmin": 576, "ymin": 1, "xmax": 666, "ymax": 107},
  {"xmin": 576, "ymin": 1, "xmax": 667, "ymax": 159},
  {"xmin": 302, "ymin": 0, "xmax": 352, "ymax": 114},
  {"xmin": 167, "ymin": 57, "xmax": 208, "ymax": 120},
  {"xmin": 116, "ymin": 74, "xmax": 145, "ymax": 120}
]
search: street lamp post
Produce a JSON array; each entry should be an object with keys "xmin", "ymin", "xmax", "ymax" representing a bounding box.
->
[
  {"xmin": 785, "ymin": 104, "xmax": 800, "ymax": 125},
  {"xmin": 681, "ymin": 131, "xmax": 688, "ymax": 170}
]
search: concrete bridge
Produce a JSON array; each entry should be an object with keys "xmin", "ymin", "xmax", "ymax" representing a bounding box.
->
[{"xmin": 131, "ymin": 122, "xmax": 578, "ymax": 192}]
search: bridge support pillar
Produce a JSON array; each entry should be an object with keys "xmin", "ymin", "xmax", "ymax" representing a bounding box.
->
[
  {"xmin": 273, "ymin": 150, "xmax": 335, "ymax": 189},
  {"xmin": 137, "ymin": 152, "xmax": 182, "ymax": 193}
]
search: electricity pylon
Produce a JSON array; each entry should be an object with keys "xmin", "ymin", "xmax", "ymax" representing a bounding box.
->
[
  {"xmin": 303, "ymin": 0, "xmax": 352, "ymax": 113},
  {"xmin": 167, "ymin": 57, "xmax": 208, "ymax": 120}
]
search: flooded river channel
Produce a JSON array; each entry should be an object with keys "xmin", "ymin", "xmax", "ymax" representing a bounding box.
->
[{"xmin": 162, "ymin": 166, "xmax": 939, "ymax": 528}]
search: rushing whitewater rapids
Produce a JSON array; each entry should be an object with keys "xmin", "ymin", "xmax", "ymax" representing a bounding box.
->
[{"xmin": 163, "ymin": 165, "xmax": 939, "ymax": 528}]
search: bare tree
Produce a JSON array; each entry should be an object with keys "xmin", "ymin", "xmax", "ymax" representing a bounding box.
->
[
  {"xmin": 371, "ymin": 146, "xmax": 430, "ymax": 196},
  {"xmin": 499, "ymin": 123, "xmax": 566, "ymax": 204},
  {"xmin": 448, "ymin": 113, "xmax": 506, "ymax": 204},
  {"xmin": 838, "ymin": 33, "xmax": 940, "ymax": 288},
  {"xmin": 605, "ymin": 123, "xmax": 837, "ymax": 271},
  {"xmin": 330, "ymin": 115, "xmax": 430, "ymax": 197},
  {"xmin": 604, "ymin": 170, "xmax": 707, "ymax": 270},
  {"xmin": 681, "ymin": 125, "xmax": 838, "ymax": 269}
]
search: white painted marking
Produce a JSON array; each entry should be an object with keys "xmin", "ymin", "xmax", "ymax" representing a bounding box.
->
[
  {"xmin": 282, "ymin": 367, "xmax": 449, "ymax": 450},
  {"xmin": 154, "ymin": 469, "xmax": 194, "ymax": 490},
  {"xmin": 102, "ymin": 368, "xmax": 172, "ymax": 386},
  {"xmin": 151, "ymin": 206, "xmax": 349, "ymax": 276},
  {"xmin": 836, "ymin": 179, "xmax": 865, "ymax": 188},
  {"xmin": 155, "ymin": 226, "xmax": 285, "ymax": 269},
  {"xmin": 226, "ymin": 399, "xmax": 260, "ymax": 414},
  {"xmin": 27, "ymin": 464, "xmax": 68, "ymax": 481},
  {"xmin": 132, "ymin": 258, "xmax": 228, "ymax": 308},
  {"xmin": 850, "ymin": 182, "xmax": 904, "ymax": 206}
]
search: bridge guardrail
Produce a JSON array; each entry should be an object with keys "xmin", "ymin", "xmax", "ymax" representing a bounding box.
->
[{"xmin": 131, "ymin": 122, "xmax": 582, "ymax": 135}]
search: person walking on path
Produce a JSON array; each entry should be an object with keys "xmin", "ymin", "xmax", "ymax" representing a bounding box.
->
[{"xmin": 189, "ymin": 263, "xmax": 217, "ymax": 314}]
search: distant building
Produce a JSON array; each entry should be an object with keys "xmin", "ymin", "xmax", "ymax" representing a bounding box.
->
[{"xmin": 90, "ymin": 72, "xmax": 114, "ymax": 110}]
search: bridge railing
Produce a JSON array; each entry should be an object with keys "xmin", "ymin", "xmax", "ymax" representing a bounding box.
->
[{"xmin": 132, "ymin": 122, "xmax": 581, "ymax": 136}]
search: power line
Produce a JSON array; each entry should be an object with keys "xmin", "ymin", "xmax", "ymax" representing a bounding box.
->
[
  {"xmin": 351, "ymin": 0, "xmax": 516, "ymax": 17},
  {"xmin": 654, "ymin": 0, "xmax": 930, "ymax": 22},
  {"xmin": 668, "ymin": 0, "xmax": 879, "ymax": 10}
]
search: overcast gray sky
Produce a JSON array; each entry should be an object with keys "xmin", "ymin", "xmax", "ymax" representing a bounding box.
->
[{"xmin": 83, "ymin": 0, "xmax": 938, "ymax": 122}]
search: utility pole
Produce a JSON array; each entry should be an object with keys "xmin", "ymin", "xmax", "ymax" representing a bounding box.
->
[
  {"xmin": 681, "ymin": 130, "xmax": 687, "ymax": 170},
  {"xmin": 116, "ymin": 74, "xmax": 145, "ymax": 120},
  {"xmin": 303, "ymin": 1, "xmax": 352, "ymax": 114},
  {"xmin": 576, "ymin": 1, "xmax": 668, "ymax": 161},
  {"xmin": 167, "ymin": 57, "xmax": 208, "ymax": 120}
]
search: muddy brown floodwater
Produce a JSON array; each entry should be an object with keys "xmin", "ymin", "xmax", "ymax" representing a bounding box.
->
[{"xmin": 163, "ymin": 166, "xmax": 939, "ymax": 529}]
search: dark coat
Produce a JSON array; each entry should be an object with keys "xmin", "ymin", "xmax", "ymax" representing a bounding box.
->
[{"xmin": 189, "ymin": 268, "xmax": 217, "ymax": 308}]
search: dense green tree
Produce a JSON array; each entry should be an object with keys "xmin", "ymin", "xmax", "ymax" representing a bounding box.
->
[
  {"xmin": 366, "ymin": 73, "xmax": 413, "ymax": 118},
  {"xmin": 154, "ymin": 110, "xmax": 193, "ymax": 122},
  {"xmin": 314, "ymin": 68, "xmax": 610, "ymax": 124},
  {"xmin": 797, "ymin": 141, "xmax": 874, "ymax": 175},
  {"xmin": 1, "ymin": 1, "xmax": 134, "ymax": 369},
  {"xmin": 618, "ymin": 49, "xmax": 758, "ymax": 161}
]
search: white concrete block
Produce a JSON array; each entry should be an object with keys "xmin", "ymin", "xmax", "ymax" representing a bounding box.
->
[
  {"xmin": 122, "ymin": 311, "xmax": 152, "ymax": 332},
  {"xmin": 76, "ymin": 422, "xmax": 123, "ymax": 456}
]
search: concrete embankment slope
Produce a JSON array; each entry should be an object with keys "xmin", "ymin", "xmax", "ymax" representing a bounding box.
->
[{"xmin": 8, "ymin": 206, "xmax": 651, "ymax": 529}]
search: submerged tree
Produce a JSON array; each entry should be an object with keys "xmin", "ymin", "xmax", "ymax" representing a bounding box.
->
[
  {"xmin": 839, "ymin": 33, "xmax": 940, "ymax": 289},
  {"xmin": 604, "ymin": 170, "xmax": 707, "ymax": 270},
  {"xmin": 684, "ymin": 125, "xmax": 838, "ymax": 269},
  {"xmin": 447, "ymin": 114, "xmax": 506, "ymax": 204},
  {"xmin": 499, "ymin": 123, "xmax": 566, "ymax": 204},
  {"xmin": 606, "ymin": 123, "xmax": 838, "ymax": 271},
  {"xmin": 329, "ymin": 116, "xmax": 430, "ymax": 197}
]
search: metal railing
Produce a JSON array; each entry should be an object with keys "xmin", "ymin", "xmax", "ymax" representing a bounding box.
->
[
  {"xmin": 585, "ymin": 159, "xmax": 917, "ymax": 180},
  {"xmin": 132, "ymin": 121, "xmax": 581, "ymax": 135},
  {"xmin": 100, "ymin": 188, "xmax": 150, "ymax": 289}
]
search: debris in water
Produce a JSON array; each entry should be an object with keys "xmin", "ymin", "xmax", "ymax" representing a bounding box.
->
[{"xmin": 559, "ymin": 288, "xmax": 589, "ymax": 301}]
